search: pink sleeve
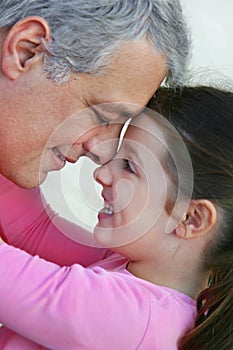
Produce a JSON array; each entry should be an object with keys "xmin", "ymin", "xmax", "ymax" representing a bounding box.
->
[
  {"xmin": 0, "ymin": 243, "xmax": 149, "ymax": 350},
  {"xmin": 0, "ymin": 174, "xmax": 107, "ymax": 266}
]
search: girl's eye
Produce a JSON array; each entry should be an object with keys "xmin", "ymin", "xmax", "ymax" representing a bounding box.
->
[{"xmin": 123, "ymin": 159, "xmax": 136, "ymax": 174}]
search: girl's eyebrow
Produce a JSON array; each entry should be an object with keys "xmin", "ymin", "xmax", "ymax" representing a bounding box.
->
[{"xmin": 122, "ymin": 143, "xmax": 143, "ymax": 168}]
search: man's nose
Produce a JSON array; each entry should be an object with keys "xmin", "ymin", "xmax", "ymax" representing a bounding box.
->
[
  {"xmin": 83, "ymin": 123, "xmax": 122, "ymax": 165},
  {"xmin": 83, "ymin": 137, "xmax": 119, "ymax": 165}
]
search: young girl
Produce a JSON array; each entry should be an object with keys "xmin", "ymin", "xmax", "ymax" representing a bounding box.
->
[{"xmin": 0, "ymin": 86, "xmax": 232, "ymax": 350}]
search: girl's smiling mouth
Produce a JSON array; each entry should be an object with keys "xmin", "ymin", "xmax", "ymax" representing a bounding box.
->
[{"xmin": 100, "ymin": 202, "xmax": 114, "ymax": 215}]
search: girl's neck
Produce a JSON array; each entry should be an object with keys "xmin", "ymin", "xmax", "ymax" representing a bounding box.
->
[{"xmin": 127, "ymin": 259, "xmax": 208, "ymax": 300}]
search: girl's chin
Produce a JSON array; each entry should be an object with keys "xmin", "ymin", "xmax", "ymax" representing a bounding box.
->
[
  {"xmin": 93, "ymin": 226, "xmax": 115, "ymax": 248},
  {"xmin": 94, "ymin": 224, "xmax": 138, "ymax": 248}
]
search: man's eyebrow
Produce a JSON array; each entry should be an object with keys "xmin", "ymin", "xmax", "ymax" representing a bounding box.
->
[
  {"xmin": 92, "ymin": 103, "xmax": 144, "ymax": 121},
  {"xmin": 115, "ymin": 105, "xmax": 144, "ymax": 119},
  {"xmin": 91, "ymin": 105, "xmax": 128, "ymax": 122},
  {"xmin": 118, "ymin": 110, "xmax": 132, "ymax": 119}
]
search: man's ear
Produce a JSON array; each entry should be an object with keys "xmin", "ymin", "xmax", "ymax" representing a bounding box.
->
[
  {"xmin": 1, "ymin": 16, "xmax": 51, "ymax": 80},
  {"xmin": 175, "ymin": 199, "xmax": 217, "ymax": 239}
]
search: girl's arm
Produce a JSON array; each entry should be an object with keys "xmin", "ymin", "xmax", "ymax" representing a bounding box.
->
[
  {"xmin": 0, "ymin": 242, "xmax": 148, "ymax": 350},
  {"xmin": 0, "ymin": 174, "xmax": 108, "ymax": 266}
]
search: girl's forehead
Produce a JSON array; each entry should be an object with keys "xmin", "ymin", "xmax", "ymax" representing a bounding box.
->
[
  {"xmin": 120, "ymin": 114, "xmax": 169, "ymax": 165},
  {"xmin": 124, "ymin": 114, "xmax": 167, "ymax": 146}
]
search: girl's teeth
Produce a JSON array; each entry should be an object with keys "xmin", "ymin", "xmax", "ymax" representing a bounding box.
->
[{"xmin": 101, "ymin": 204, "xmax": 114, "ymax": 215}]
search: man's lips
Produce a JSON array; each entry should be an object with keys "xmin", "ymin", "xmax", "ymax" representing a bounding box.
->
[
  {"xmin": 52, "ymin": 147, "xmax": 66, "ymax": 162},
  {"xmin": 52, "ymin": 147, "xmax": 77, "ymax": 163}
]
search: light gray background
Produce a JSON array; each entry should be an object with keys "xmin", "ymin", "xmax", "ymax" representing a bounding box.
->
[{"xmin": 41, "ymin": 0, "xmax": 233, "ymax": 233}]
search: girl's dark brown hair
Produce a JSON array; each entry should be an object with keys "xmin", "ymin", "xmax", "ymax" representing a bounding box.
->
[{"xmin": 148, "ymin": 86, "xmax": 233, "ymax": 350}]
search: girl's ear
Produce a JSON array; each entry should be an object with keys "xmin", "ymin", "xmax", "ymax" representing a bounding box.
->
[
  {"xmin": 175, "ymin": 199, "xmax": 217, "ymax": 239},
  {"xmin": 1, "ymin": 16, "xmax": 51, "ymax": 80}
]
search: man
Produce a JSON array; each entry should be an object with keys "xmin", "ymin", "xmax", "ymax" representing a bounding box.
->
[
  {"xmin": 0, "ymin": 0, "xmax": 190, "ymax": 188},
  {"xmin": 0, "ymin": 1, "xmax": 190, "ymax": 348}
]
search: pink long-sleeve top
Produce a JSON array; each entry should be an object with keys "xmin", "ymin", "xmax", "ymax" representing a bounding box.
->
[{"xmin": 0, "ymin": 175, "xmax": 196, "ymax": 349}]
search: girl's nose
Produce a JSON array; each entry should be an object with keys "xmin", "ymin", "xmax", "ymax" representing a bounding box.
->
[{"xmin": 94, "ymin": 162, "xmax": 113, "ymax": 187}]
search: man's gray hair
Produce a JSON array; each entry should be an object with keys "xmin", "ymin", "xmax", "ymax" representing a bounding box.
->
[{"xmin": 0, "ymin": 0, "xmax": 191, "ymax": 85}]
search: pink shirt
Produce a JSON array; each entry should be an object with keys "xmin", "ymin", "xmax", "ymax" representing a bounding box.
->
[{"xmin": 0, "ymin": 175, "xmax": 196, "ymax": 349}]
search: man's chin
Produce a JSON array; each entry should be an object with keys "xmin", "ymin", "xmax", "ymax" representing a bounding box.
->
[{"xmin": 3, "ymin": 171, "xmax": 45, "ymax": 189}]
